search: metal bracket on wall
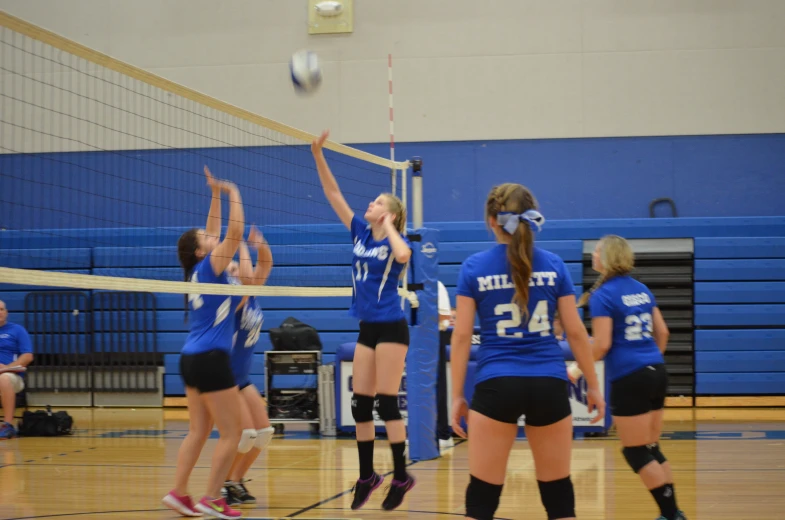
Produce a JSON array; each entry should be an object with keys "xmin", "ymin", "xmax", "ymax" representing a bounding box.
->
[{"xmin": 649, "ymin": 197, "xmax": 678, "ymax": 218}]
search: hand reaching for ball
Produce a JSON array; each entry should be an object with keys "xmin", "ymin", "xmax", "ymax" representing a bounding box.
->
[{"xmin": 311, "ymin": 130, "xmax": 329, "ymax": 155}]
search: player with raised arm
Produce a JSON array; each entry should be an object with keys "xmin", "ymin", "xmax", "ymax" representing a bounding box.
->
[
  {"xmin": 311, "ymin": 131, "xmax": 415, "ymax": 511},
  {"xmin": 163, "ymin": 166, "xmax": 245, "ymax": 519},
  {"xmin": 576, "ymin": 235, "xmax": 685, "ymax": 520},
  {"xmin": 221, "ymin": 226, "xmax": 275, "ymax": 507},
  {"xmin": 451, "ymin": 183, "xmax": 605, "ymax": 520}
]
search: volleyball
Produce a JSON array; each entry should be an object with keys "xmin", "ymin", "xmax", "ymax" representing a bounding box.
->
[{"xmin": 289, "ymin": 50, "xmax": 322, "ymax": 94}]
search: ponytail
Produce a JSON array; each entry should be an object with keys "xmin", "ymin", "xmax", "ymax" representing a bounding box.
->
[
  {"xmin": 177, "ymin": 228, "xmax": 202, "ymax": 324},
  {"xmin": 484, "ymin": 183, "xmax": 543, "ymax": 318},
  {"xmin": 381, "ymin": 193, "xmax": 407, "ymax": 234},
  {"xmin": 577, "ymin": 273, "xmax": 608, "ymax": 308},
  {"xmin": 507, "ymin": 222, "xmax": 534, "ymax": 319}
]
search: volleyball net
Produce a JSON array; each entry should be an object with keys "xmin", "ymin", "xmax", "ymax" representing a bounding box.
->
[
  {"xmin": 0, "ymin": 11, "xmax": 411, "ymax": 298},
  {"xmin": 0, "ymin": 10, "xmax": 440, "ymax": 459}
]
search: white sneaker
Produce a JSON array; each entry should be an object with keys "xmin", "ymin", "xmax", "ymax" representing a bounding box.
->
[{"xmin": 439, "ymin": 438, "xmax": 455, "ymax": 449}]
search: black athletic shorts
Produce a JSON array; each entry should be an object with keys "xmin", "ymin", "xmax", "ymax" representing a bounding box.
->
[
  {"xmin": 610, "ymin": 363, "xmax": 668, "ymax": 417},
  {"xmin": 357, "ymin": 318, "xmax": 410, "ymax": 349},
  {"xmin": 470, "ymin": 376, "xmax": 572, "ymax": 427},
  {"xmin": 180, "ymin": 349, "xmax": 236, "ymax": 394}
]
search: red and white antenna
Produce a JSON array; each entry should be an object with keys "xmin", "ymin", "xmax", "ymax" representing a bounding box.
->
[{"xmin": 388, "ymin": 53, "xmax": 396, "ymax": 194}]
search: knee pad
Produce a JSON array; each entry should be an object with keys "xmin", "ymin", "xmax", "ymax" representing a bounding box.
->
[
  {"xmin": 376, "ymin": 394, "xmax": 402, "ymax": 422},
  {"xmin": 351, "ymin": 394, "xmax": 375, "ymax": 424},
  {"xmin": 537, "ymin": 476, "xmax": 575, "ymax": 520},
  {"xmin": 647, "ymin": 442, "xmax": 667, "ymax": 464},
  {"xmin": 237, "ymin": 429, "xmax": 257, "ymax": 454},
  {"xmin": 623, "ymin": 445, "xmax": 656, "ymax": 473},
  {"xmin": 255, "ymin": 426, "xmax": 275, "ymax": 451},
  {"xmin": 465, "ymin": 475, "xmax": 503, "ymax": 520}
]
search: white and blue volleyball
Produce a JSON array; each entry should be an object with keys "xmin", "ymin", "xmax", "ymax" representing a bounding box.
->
[{"xmin": 290, "ymin": 50, "xmax": 322, "ymax": 94}]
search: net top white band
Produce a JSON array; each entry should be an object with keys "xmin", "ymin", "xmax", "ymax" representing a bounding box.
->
[{"xmin": 0, "ymin": 267, "xmax": 353, "ymax": 297}]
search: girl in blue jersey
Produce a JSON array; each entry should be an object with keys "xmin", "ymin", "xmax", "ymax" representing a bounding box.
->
[
  {"xmin": 163, "ymin": 167, "xmax": 245, "ymax": 520},
  {"xmin": 311, "ymin": 131, "xmax": 415, "ymax": 511},
  {"xmin": 221, "ymin": 227, "xmax": 275, "ymax": 507},
  {"xmin": 577, "ymin": 235, "xmax": 685, "ymax": 520},
  {"xmin": 451, "ymin": 183, "xmax": 605, "ymax": 520}
]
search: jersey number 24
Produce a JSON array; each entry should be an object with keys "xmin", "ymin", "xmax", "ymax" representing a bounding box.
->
[{"xmin": 494, "ymin": 301, "xmax": 550, "ymax": 338}]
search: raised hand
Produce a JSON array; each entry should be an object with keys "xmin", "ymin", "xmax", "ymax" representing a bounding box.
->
[
  {"xmin": 205, "ymin": 165, "xmax": 218, "ymax": 189},
  {"xmin": 247, "ymin": 225, "xmax": 265, "ymax": 248},
  {"xmin": 311, "ymin": 130, "xmax": 329, "ymax": 155},
  {"xmin": 204, "ymin": 165, "xmax": 237, "ymax": 193},
  {"xmin": 377, "ymin": 212, "xmax": 395, "ymax": 228}
]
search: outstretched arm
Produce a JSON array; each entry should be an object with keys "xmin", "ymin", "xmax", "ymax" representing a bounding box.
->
[
  {"xmin": 311, "ymin": 130, "xmax": 354, "ymax": 230},
  {"xmin": 204, "ymin": 166, "xmax": 222, "ymax": 242},
  {"xmin": 209, "ymin": 178, "xmax": 244, "ymax": 275}
]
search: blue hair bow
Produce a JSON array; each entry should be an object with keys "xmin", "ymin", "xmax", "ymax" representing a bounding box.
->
[{"xmin": 497, "ymin": 210, "xmax": 545, "ymax": 234}]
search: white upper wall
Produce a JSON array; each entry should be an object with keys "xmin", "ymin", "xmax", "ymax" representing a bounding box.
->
[{"xmin": 1, "ymin": 0, "xmax": 784, "ymax": 145}]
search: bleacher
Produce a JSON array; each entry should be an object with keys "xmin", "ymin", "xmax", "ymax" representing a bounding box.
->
[
  {"xmin": 2, "ymin": 216, "xmax": 784, "ymax": 403},
  {"xmin": 693, "ymin": 237, "xmax": 785, "ymax": 395}
]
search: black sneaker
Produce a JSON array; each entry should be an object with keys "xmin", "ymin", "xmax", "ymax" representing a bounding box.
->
[
  {"xmin": 350, "ymin": 472, "xmax": 384, "ymax": 510},
  {"xmin": 229, "ymin": 480, "xmax": 256, "ymax": 506},
  {"xmin": 224, "ymin": 484, "xmax": 242, "ymax": 507},
  {"xmin": 656, "ymin": 512, "xmax": 687, "ymax": 520},
  {"xmin": 382, "ymin": 474, "xmax": 416, "ymax": 511}
]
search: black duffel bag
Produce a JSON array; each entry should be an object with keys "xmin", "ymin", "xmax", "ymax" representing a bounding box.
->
[
  {"xmin": 18, "ymin": 405, "xmax": 74, "ymax": 437},
  {"xmin": 269, "ymin": 317, "xmax": 323, "ymax": 351}
]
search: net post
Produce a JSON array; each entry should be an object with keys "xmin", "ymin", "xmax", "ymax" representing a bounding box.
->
[{"xmin": 411, "ymin": 157, "xmax": 423, "ymax": 229}]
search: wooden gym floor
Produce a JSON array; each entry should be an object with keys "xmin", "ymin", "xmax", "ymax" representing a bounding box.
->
[{"xmin": 1, "ymin": 408, "xmax": 784, "ymax": 519}]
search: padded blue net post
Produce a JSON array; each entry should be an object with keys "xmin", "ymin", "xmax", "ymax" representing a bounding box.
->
[{"xmin": 406, "ymin": 228, "xmax": 440, "ymax": 462}]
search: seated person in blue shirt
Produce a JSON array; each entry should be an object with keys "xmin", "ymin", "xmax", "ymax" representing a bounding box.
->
[{"xmin": 0, "ymin": 299, "xmax": 34, "ymax": 440}]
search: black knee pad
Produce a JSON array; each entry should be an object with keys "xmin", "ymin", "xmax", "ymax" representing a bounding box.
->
[
  {"xmin": 647, "ymin": 442, "xmax": 667, "ymax": 464},
  {"xmin": 465, "ymin": 475, "xmax": 503, "ymax": 520},
  {"xmin": 376, "ymin": 394, "xmax": 402, "ymax": 422},
  {"xmin": 623, "ymin": 445, "xmax": 656, "ymax": 473},
  {"xmin": 351, "ymin": 394, "xmax": 375, "ymax": 424},
  {"xmin": 537, "ymin": 476, "xmax": 575, "ymax": 520}
]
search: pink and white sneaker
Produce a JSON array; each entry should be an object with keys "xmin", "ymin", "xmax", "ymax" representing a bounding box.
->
[
  {"xmin": 162, "ymin": 490, "xmax": 202, "ymax": 517},
  {"xmin": 194, "ymin": 497, "xmax": 243, "ymax": 519}
]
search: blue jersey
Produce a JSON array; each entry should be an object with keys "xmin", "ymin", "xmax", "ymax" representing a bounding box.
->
[
  {"xmin": 0, "ymin": 323, "xmax": 33, "ymax": 369},
  {"xmin": 182, "ymin": 253, "xmax": 235, "ymax": 355},
  {"xmin": 231, "ymin": 296, "xmax": 264, "ymax": 385},
  {"xmin": 456, "ymin": 244, "xmax": 575, "ymax": 384},
  {"xmin": 589, "ymin": 276, "xmax": 664, "ymax": 381},
  {"xmin": 349, "ymin": 215, "xmax": 411, "ymax": 322}
]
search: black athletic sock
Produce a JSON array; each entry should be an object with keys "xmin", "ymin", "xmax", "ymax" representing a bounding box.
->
[
  {"xmin": 670, "ymin": 482, "xmax": 679, "ymax": 507},
  {"xmin": 390, "ymin": 442, "xmax": 407, "ymax": 482},
  {"xmin": 357, "ymin": 440, "xmax": 375, "ymax": 480},
  {"xmin": 650, "ymin": 483, "xmax": 678, "ymax": 519}
]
